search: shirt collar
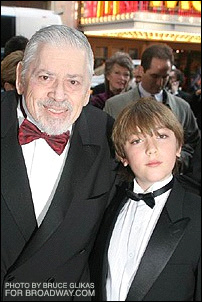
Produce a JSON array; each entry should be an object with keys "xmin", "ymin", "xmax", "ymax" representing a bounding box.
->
[
  {"xmin": 139, "ymin": 82, "xmax": 163, "ymax": 102},
  {"xmin": 133, "ymin": 174, "xmax": 173, "ymax": 194}
]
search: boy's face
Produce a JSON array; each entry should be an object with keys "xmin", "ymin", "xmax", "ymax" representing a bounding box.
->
[{"xmin": 121, "ymin": 126, "xmax": 181, "ymax": 191}]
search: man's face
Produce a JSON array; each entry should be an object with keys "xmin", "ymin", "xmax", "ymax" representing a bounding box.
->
[
  {"xmin": 141, "ymin": 58, "xmax": 172, "ymax": 94},
  {"xmin": 16, "ymin": 44, "xmax": 91, "ymax": 135}
]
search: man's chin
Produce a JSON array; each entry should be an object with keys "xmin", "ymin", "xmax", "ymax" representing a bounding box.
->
[{"xmin": 40, "ymin": 121, "xmax": 70, "ymax": 136}]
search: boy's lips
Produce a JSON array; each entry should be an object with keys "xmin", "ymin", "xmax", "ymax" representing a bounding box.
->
[{"xmin": 146, "ymin": 161, "xmax": 162, "ymax": 167}]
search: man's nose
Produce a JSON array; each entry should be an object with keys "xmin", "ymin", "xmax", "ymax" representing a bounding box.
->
[{"xmin": 48, "ymin": 80, "xmax": 66, "ymax": 101}]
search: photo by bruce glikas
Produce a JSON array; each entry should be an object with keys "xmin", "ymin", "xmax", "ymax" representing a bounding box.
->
[{"xmin": 4, "ymin": 282, "xmax": 95, "ymax": 299}]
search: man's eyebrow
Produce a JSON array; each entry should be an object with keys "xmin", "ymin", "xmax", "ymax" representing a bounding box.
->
[
  {"xmin": 66, "ymin": 74, "xmax": 83, "ymax": 79},
  {"xmin": 34, "ymin": 70, "xmax": 84, "ymax": 79},
  {"xmin": 35, "ymin": 69, "xmax": 53, "ymax": 75}
]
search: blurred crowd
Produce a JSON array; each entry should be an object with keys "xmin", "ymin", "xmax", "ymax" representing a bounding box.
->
[
  {"xmin": 90, "ymin": 50, "xmax": 201, "ymax": 130},
  {"xmin": 1, "ymin": 35, "xmax": 201, "ymax": 144}
]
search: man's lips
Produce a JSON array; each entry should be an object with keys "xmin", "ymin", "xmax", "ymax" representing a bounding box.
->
[{"xmin": 44, "ymin": 106, "xmax": 68, "ymax": 114}]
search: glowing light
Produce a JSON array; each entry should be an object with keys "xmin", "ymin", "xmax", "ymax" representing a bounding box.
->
[
  {"xmin": 150, "ymin": 1, "xmax": 163, "ymax": 7},
  {"xmin": 192, "ymin": 1, "xmax": 201, "ymax": 12},
  {"xmin": 165, "ymin": 1, "xmax": 179, "ymax": 9},
  {"xmin": 84, "ymin": 29, "xmax": 201, "ymax": 44}
]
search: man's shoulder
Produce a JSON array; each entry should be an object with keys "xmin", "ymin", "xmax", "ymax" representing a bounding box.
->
[
  {"xmin": 83, "ymin": 103, "xmax": 114, "ymax": 125},
  {"xmin": 106, "ymin": 87, "xmax": 138, "ymax": 105},
  {"xmin": 81, "ymin": 104, "xmax": 115, "ymax": 153},
  {"xmin": 103, "ymin": 87, "xmax": 139, "ymax": 119},
  {"xmin": 166, "ymin": 90, "xmax": 191, "ymax": 110}
]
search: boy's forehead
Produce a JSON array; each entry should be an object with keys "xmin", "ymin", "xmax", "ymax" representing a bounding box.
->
[{"xmin": 127, "ymin": 124, "xmax": 166, "ymax": 136}]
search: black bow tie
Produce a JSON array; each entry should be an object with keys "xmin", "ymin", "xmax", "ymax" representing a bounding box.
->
[{"xmin": 125, "ymin": 178, "xmax": 174, "ymax": 209}]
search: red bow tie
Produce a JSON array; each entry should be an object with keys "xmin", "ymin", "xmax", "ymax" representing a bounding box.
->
[{"xmin": 18, "ymin": 119, "xmax": 70, "ymax": 155}]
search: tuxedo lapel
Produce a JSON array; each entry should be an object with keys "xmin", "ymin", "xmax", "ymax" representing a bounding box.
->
[
  {"xmin": 1, "ymin": 117, "xmax": 37, "ymax": 242},
  {"xmin": 12, "ymin": 107, "xmax": 102, "ymax": 268},
  {"xmin": 126, "ymin": 179, "xmax": 190, "ymax": 301}
]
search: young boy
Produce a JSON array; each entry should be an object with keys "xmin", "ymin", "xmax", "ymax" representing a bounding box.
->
[{"xmin": 91, "ymin": 98, "xmax": 201, "ymax": 301}]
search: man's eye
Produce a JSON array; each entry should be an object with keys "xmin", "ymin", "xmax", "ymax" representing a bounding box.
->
[
  {"xmin": 70, "ymin": 80, "xmax": 76, "ymax": 85},
  {"xmin": 39, "ymin": 75, "xmax": 49, "ymax": 81},
  {"xmin": 69, "ymin": 80, "xmax": 80, "ymax": 86}
]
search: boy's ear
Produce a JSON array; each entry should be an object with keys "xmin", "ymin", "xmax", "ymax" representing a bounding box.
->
[
  {"xmin": 120, "ymin": 157, "xmax": 129, "ymax": 167},
  {"xmin": 115, "ymin": 151, "xmax": 129, "ymax": 166},
  {"xmin": 176, "ymin": 146, "xmax": 182, "ymax": 158},
  {"xmin": 16, "ymin": 62, "xmax": 24, "ymax": 95}
]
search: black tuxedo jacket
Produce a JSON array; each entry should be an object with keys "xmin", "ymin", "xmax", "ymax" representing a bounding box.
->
[
  {"xmin": 1, "ymin": 91, "xmax": 118, "ymax": 301},
  {"xmin": 90, "ymin": 178, "xmax": 201, "ymax": 301}
]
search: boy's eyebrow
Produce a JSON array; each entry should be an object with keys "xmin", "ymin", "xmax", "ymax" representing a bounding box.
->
[
  {"xmin": 128, "ymin": 126, "xmax": 167, "ymax": 136},
  {"xmin": 154, "ymin": 126, "xmax": 167, "ymax": 130}
]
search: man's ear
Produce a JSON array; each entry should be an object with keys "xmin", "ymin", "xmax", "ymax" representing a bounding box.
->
[
  {"xmin": 16, "ymin": 62, "xmax": 24, "ymax": 95},
  {"xmin": 83, "ymin": 88, "xmax": 91, "ymax": 106}
]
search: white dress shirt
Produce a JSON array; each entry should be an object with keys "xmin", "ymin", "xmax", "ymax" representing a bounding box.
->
[
  {"xmin": 17, "ymin": 98, "xmax": 72, "ymax": 226},
  {"xmin": 106, "ymin": 175, "xmax": 173, "ymax": 301},
  {"xmin": 138, "ymin": 82, "xmax": 163, "ymax": 102}
]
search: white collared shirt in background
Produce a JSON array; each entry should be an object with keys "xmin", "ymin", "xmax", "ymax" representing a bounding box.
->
[
  {"xmin": 139, "ymin": 82, "xmax": 163, "ymax": 102},
  {"xmin": 106, "ymin": 175, "xmax": 173, "ymax": 301}
]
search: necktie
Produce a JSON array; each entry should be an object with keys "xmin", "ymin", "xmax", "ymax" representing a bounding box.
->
[
  {"xmin": 125, "ymin": 178, "xmax": 174, "ymax": 209},
  {"xmin": 18, "ymin": 118, "xmax": 70, "ymax": 155}
]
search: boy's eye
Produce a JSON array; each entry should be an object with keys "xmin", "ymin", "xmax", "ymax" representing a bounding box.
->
[
  {"xmin": 156, "ymin": 133, "xmax": 168, "ymax": 139},
  {"xmin": 131, "ymin": 138, "xmax": 143, "ymax": 144}
]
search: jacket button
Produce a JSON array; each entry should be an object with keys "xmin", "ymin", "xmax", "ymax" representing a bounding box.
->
[
  {"xmin": 7, "ymin": 275, "xmax": 15, "ymax": 281},
  {"xmin": 46, "ymin": 277, "xmax": 55, "ymax": 283}
]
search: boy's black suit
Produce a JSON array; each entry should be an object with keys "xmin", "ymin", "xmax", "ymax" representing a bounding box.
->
[{"xmin": 90, "ymin": 178, "xmax": 201, "ymax": 301}]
